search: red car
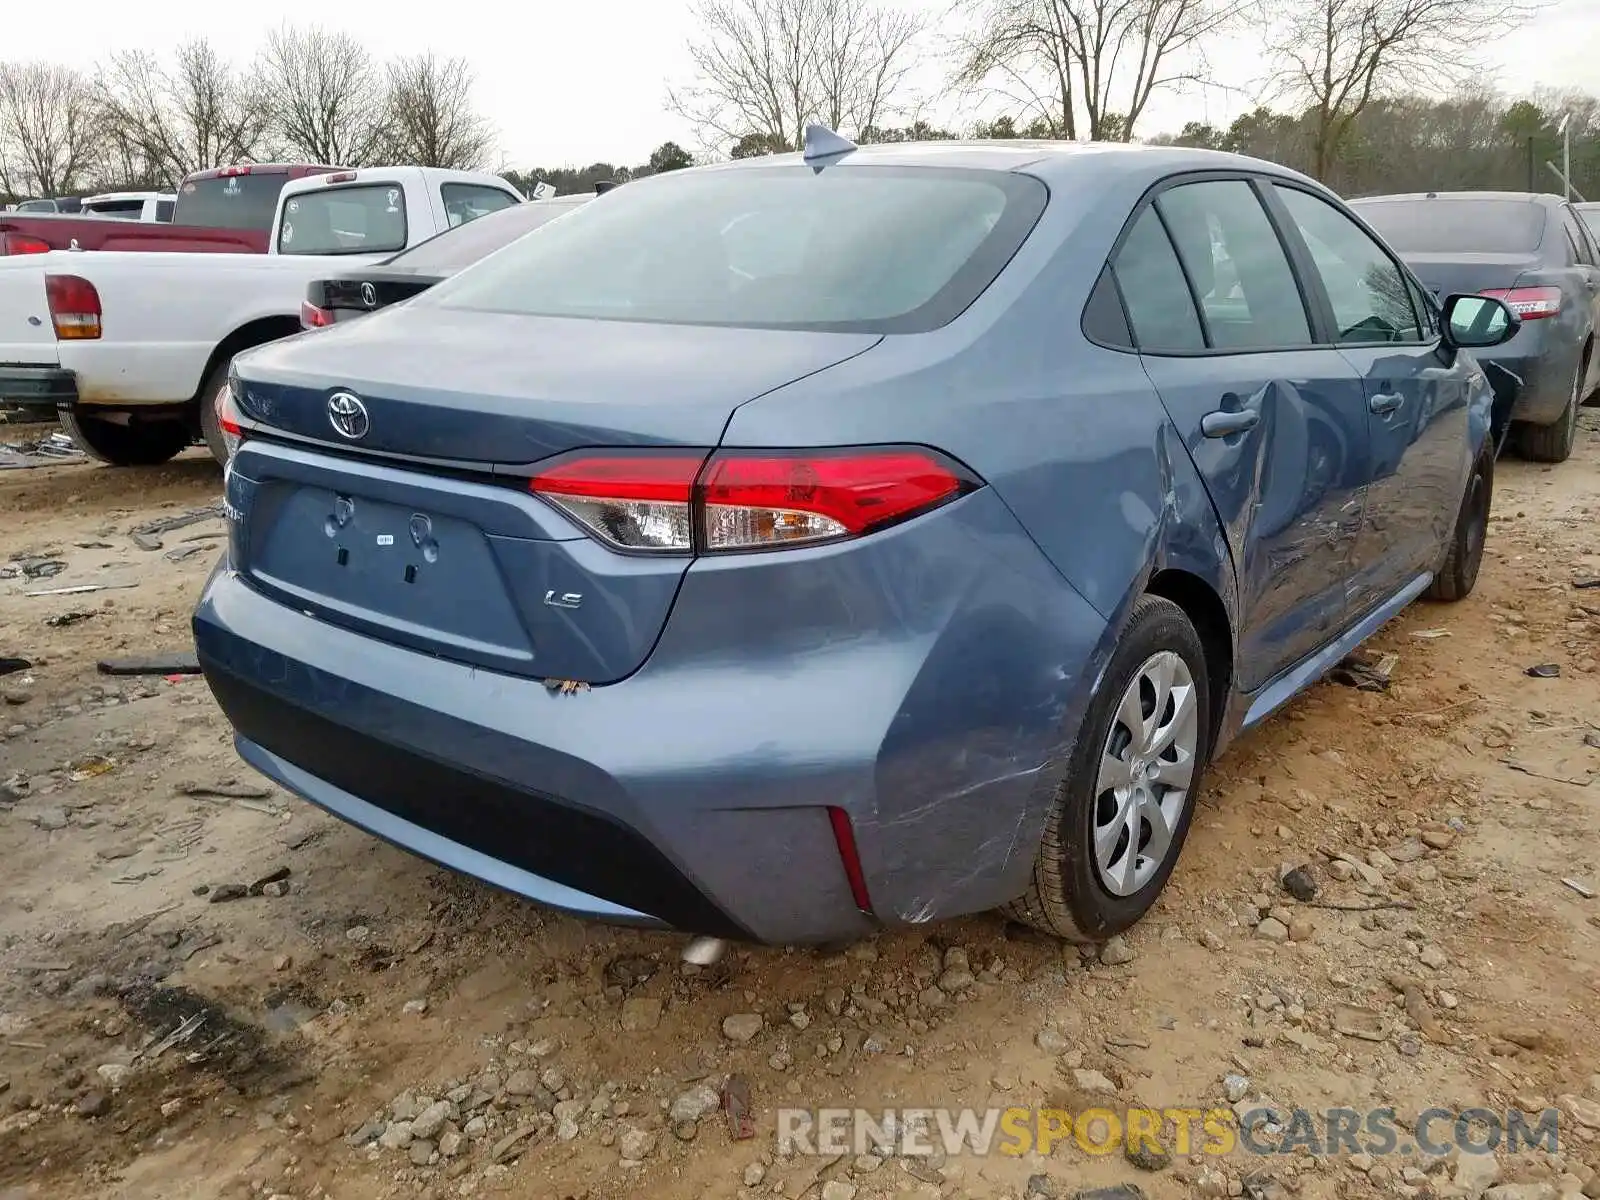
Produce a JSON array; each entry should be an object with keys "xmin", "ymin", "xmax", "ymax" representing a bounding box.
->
[{"xmin": 0, "ymin": 163, "xmax": 340, "ymax": 256}]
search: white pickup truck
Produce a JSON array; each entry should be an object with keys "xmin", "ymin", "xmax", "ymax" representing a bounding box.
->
[{"xmin": 0, "ymin": 166, "xmax": 524, "ymax": 466}]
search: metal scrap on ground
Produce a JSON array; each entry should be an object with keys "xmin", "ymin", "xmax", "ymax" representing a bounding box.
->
[
  {"xmin": 98, "ymin": 653, "xmax": 203, "ymax": 676},
  {"xmin": 129, "ymin": 505, "xmax": 225, "ymax": 551}
]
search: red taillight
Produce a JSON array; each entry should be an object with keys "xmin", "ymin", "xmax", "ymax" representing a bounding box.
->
[
  {"xmin": 528, "ymin": 447, "xmax": 978, "ymax": 554},
  {"xmin": 827, "ymin": 807, "xmax": 873, "ymax": 913},
  {"xmin": 300, "ymin": 299, "xmax": 334, "ymax": 329},
  {"xmin": 0, "ymin": 233, "xmax": 51, "ymax": 255},
  {"xmin": 700, "ymin": 449, "xmax": 971, "ymax": 550},
  {"xmin": 215, "ymin": 379, "xmax": 244, "ymax": 460},
  {"xmin": 325, "ymin": 171, "xmax": 358, "ymax": 184},
  {"xmin": 217, "ymin": 165, "xmax": 252, "ymax": 177},
  {"xmin": 1479, "ymin": 285, "xmax": 1561, "ymax": 320},
  {"xmin": 44, "ymin": 274, "xmax": 101, "ymax": 339}
]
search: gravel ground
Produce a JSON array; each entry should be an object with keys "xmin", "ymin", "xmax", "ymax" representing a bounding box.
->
[{"xmin": 1, "ymin": 414, "xmax": 1598, "ymax": 1200}]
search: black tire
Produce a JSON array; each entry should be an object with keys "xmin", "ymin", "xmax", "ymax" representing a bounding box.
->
[
  {"xmin": 198, "ymin": 359, "xmax": 231, "ymax": 466},
  {"xmin": 58, "ymin": 409, "xmax": 190, "ymax": 467},
  {"xmin": 1003, "ymin": 594, "xmax": 1213, "ymax": 941},
  {"xmin": 1514, "ymin": 355, "xmax": 1583, "ymax": 463},
  {"xmin": 1425, "ymin": 445, "xmax": 1493, "ymax": 602}
]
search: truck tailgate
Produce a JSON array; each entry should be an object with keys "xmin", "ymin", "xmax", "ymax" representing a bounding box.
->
[{"xmin": 0, "ymin": 262, "xmax": 57, "ymax": 367}]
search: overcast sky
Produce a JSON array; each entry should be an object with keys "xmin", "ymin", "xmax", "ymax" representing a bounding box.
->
[{"xmin": 23, "ymin": 0, "xmax": 1600, "ymax": 169}]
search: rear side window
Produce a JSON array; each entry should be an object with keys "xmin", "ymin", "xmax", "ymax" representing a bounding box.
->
[
  {"xmin": 1580, "ymin": 208, "xmax": 1600, "ymax": 244},
  {"xmin": 1561, "ymin": 209, "xmax": 1595, "ymax": 266},
  {"xmin": 426, "ymin": 165, "xmax": 1048, "ymax": 334},
  {"xmin": 390, "ymin": 199, "xmax": 588, "ymax": 273},
  {"xmin": 1157, "ymin": 180, "xmax": 1311, "ymax": 350},
  {"xmin": 156, "ymin": 200, "xmax": 174, "ymax": 222},
  {"xmin": 279, "ymin": 183, "xmax": 408, "ymax": 256},
  {"xmin": 174, "ymin": 174, "xmax": 288, "ymax": 230},
  {"xmin": 441, "ymin": 183, "xmax": 519, "ymax": 229},
  {"xmin": 1352, "ymin": 199, "xmax": 1546, "ymax": 255},
  {"xmin": 1111, "ymin": 208, "xmax": 1205, "ymax": 351}
]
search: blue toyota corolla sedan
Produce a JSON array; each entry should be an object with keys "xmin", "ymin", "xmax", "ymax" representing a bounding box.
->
[{"xmin": 196, "ymin": 133, "xmax": 1517, "ymax": 947}]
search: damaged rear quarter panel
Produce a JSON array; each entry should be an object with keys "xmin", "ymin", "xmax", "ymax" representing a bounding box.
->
[{"xmin": 716, "ymin": 173, "xmax": 1238, "ymax": 926}]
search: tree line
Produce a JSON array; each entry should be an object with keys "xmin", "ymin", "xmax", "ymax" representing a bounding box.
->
[
  {"xmin": 0, "ymin": 27, "xmax": 497, "ymax": 200},
  {"xmin": 5, "ymin": 0, "xmax": 1595, "ymax": 206}
]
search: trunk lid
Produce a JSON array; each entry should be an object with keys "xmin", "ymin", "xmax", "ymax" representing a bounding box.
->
[
  {"xmin": 228, "ymin": 306, "xmax": 880, "ymax": 682},
  {"xmin": 311, "ymin": 268, "xmax": 441, "ymax": 322},
  {"xmin": 1398, "ymin": 252, "xmax": 1540, "ymax": 302}
]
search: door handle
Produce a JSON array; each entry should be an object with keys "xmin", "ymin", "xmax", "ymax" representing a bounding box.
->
[
  {"xmin": 1201, "ymin": 409, "xmax": 1259, "ymax": 437},
  {"xmin": 1369, "ymin": 391, "xmax": 1403, "ymax": 414}
]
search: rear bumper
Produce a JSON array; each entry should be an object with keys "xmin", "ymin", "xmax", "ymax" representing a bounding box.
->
[
  {"xmin": 1484, "ymin": 335, "xmax": 1579, "ymax": 427},
  {"xmin": 193, "ymin": 488, "xmax": 1111, "ymax": 944},
  {"xmin": 0, "ymin": 364, "xmax": 75, "ymax": 412}
]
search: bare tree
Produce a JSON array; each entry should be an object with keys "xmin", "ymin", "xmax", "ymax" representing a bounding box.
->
[
  {"xmin": 0, "ymin": 62, "xmax": 100, "ymax": 197},
  {"xmin": 253, "ymin": 24, "xmax": 390, "ymax": 166},
  {"xmin": 383, "ymin": 53, "xmax": 494, "ymax": 169},
  {"xmin": 96, "ymin": 40, "xmax": 272, "ymax": 185},
  {"xmin": 954, "ymin": 0, "xmax": 1244, "ymax": 142},
  {"xmin": 1263, "ymin": 0, "xmax": 1540, "ymax": 181},
  {"xmin": 667, "ymin": 0, "xmax": 926, "ymax": 155}
]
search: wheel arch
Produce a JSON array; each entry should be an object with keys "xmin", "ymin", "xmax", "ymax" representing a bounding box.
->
[
  {"xmin": 1145, "ymin": 568, "xmax": 1233, "ymax": 752},
  {"xmin": 189, "ymin": 315, "xmax": 303, "ymax": 407}
]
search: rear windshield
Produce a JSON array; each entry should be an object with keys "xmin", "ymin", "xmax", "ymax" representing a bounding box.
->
[
  {"xmin": 427, "ymin": 165, "xmax": 1049, "ymax": 334},
  {"xmin": 86, "ymin": 199, "xmax": 145, "ymax": 219},
  {"xmin": 278, "ymin": 183, "xmax": 408, "ymax": 256},
  {"xmin": 173, "ymin": 174, "xmax": 289, "ymax": 230},
  {"xmin": 1352, "ymin": 198, "xmax": 1547, "ymax": 254},
  {"xmin": 388, "ymin": 199, "xmax": 587, "ymax": 274}
]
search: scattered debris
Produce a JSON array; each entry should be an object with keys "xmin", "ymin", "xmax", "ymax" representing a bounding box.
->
[
  {"xmin": 722, "ymin": 1074, "xmax": 755, "ymax": 1140},
  {"xmin": 1525, "ymin": 663, "xmax": 1561, "ymax": 678},
  {"xmin": 0, "ymin": 657, "xmax": 31, "ymax": 677},
  {"xmin": 27, "ymin": 582, "xmax": 138, "ymax": 597},
  {"xmin": 1330, "ymin": 651, "xmax": 1398, "ymax": 691},
  {"xmin": 1563, "ymin": 878, "xmax": 1595, "ymax": 899},
  {"xmin": 45, "ymin": 610, "xmax": 96, "ymax": 628},
  {"xmin": 98, "ymin": 652, "xmax": 202, "ymax": 677},
  {"xmin": 1409, "ymin": 627, "xmax": 1451, "ymax": 639},
  {"xmin": 179, "ymin": 780, "xmax": 273, "ymax": 801},
  {"xmin": 129, "ymin": 505, "xmax": 225, "ymax": 552},
  {"xmin": 208, "ymin": 884, "xmax": 250, "ymax": 903},
  {"xmin": 164, "ymin": 544, "xmax": 205, "ymax": 563},
  {"xmin": 248, "ymin": 867, "xmax": 291, "ymax": 896},
  {"xmin": 69, "ymin": 754, "xmax": 117, "ymax": 781},
  {"xmin": 1572, "ymin": 577, "xmax": 1600, "ymax": 590},
  {"xmin": 1280, "ymin": 866, "xmax": 1317, "ymax": 902}
]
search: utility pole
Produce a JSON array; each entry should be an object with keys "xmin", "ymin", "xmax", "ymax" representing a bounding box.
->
[
  {"xmin": 1527, "ymin": 136, "xmax": 1535, "ymax": 192},
  {"xmin": 1558, "ymin": 112, "xmax": 1571, "ymax": 200}
]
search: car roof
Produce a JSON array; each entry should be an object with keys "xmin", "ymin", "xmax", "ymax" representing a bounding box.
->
[{"xmin": 692, "ymin": 139, "xmax": 1321, "ymax": 187}]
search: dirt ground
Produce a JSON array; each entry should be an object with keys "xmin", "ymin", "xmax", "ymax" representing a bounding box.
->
[{"xmin": 1, "ymin": 414, "xmax": 1598, "ymax": 1200}]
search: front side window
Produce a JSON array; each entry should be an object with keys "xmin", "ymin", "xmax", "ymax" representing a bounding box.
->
[
  {"xmin": 426, "ymin": 165, "xmax": 1047, "ymax": 334},
  {"xmin": 278, "ymin": 183, "xmax": 409, "ymax": 256},
  {"xmin": 440, "ymin": 183, "xmax": 520, "ymax": 230},
  {"xmin": 1275, "ymin": 186, "xmax": 1422, "ymax": 344},
  {"xmin": 1156, "ymin": 180, "xmax": 1312, "ymax": 350},
  {"xmin": 1111, "ymin": 207, "xmax": 1206, "ymax": 352}
]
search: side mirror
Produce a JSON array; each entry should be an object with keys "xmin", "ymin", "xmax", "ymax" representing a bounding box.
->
[{"xmin": 1440, "ymin": 293, "xmax": 1519, "ymax": 350}]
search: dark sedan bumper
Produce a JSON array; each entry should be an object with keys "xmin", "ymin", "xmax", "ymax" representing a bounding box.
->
[{"xmin": 0, "ymin": 365, "xmax": 75, "ymax": 413}]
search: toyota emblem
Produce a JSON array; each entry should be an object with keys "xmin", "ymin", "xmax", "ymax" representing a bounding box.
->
[
  {"xmin": 327, "ymin": 391, "xmax": 370, "ymax": 440},
  {"xmin": 360, "ymin": 282, "xmax": 377, "ymax": 308}
]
